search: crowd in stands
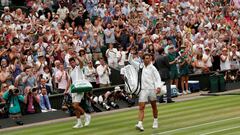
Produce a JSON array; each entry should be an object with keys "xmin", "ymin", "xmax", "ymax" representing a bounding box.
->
[{"xmin": 1, "ymin": 0, "xmax": 240, "ymax": 123}]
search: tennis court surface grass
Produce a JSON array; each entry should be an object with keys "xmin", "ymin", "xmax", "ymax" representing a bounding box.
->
[{"xmin": 2, "ymin": 95, "xmax": 240, "ymax": 135}]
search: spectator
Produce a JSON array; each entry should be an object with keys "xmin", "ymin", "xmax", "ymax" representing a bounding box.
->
[
  {"xmin": 0, "ymin": 59, "xmax": 13, "ymax": 85},
  {"xmin": 202, "ymin": 47, "xmax": 214, "ymax": 72},
  {"xmin": 104, "ymin": 23, "xmax": 115, "ymax": 45},
  {"xmin": 106, "ymin": 43, "xmax": 118, "ymax": 68},
  {"xmin": 38, "ymin": 78, "xmax": 52, "ymax": 95},
  {"xmin": 91, "ymin": 33, "xmax": 102, "ymax": 61},
  {"xmin": 168, "ymin": 45, "xmax": 179, "ymax": 89},
  {"xmin": 117, "ymin": 45, "xmax": 127, "ymax": 69},
  {"xmin": 229, "ymin": 44, "xmax": 240, "ymax": 69},
  {"xmin": 39, "ymin": 87, "xmax": 52, "ymax": 112},
  {"xmin": 0, "ymin": 83, "xmax": 8, "ymax": 97},
  {"xmin": 84, "ymin": 60, "xmax": 97, "ymax": 88},
  {"xmin": 95, "ymin": 60, "xmax": 100, "ymax": 88},
  {"xmin": 179, "ymin": 46, "xmax": 191, "ymax": 94},
  {"xmin": 0, "ymin": 0, "xmax": 238, "ymax": 103},
  {"xmin": 220, "ymin": 48, "xmax": 231, "ymax": 71},
  {"xmin": 57, "ymin": 1, "xmax": 70, "ymax": 21},
  {"xmin": 96, "ymin": 58, "xmax": 111, "ymax": 87},
  {"xmin": 194, "ymin": 53, "xmax": 207, "ymax": 74},
  {"xmin": 2, "ymin": 85, "xmax": 24, "ymax": 125},
  {"xmin": 42, "ymin": 66, "xmax": 53, "ymax": 92},
  {"xmin": 55, "ymin": 63, "xmax": 69, "ymax": 93},
  {"xmin": 1, "ymin": 6, "xmax": 14, "ymax": 22},
  {"xmin": 22, "ymin": 66, "xmax": 38, "ymax": 88},
  {"xmin": 14, "ymin": 72, "xmax": 26, "ymax": 95}
]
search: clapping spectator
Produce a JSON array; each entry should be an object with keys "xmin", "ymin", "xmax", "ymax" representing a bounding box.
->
[
  {"xmin": 84, "ymin": 60, "xmax": 97, "ymax": 88},
  {"xmin": 55, "ymin": 63, "xmax": 69, "ymax": 93},
  {"xmin": 106, "ymin": 43, "xmax": 118, "ymax": 68},
  {"xmin": 97, "ymin": 58, "xmax": 111, "ymax": 87}
]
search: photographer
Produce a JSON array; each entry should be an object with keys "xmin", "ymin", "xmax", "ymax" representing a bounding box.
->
[
  {"xmin": 23, "ymin": 86, "xmax": 41, "ymax": 114},
  {"xmin": 2, "ymin": 85, "xmax": 24, "ymax": 125}
]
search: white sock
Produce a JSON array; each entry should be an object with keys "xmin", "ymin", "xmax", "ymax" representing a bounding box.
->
[
  {"xmin": 138, "ymin": 121, "xmax": 143, "ymax": 125},
  {"xmin": 77, "ymin": 119, "xmax": 82, "ymax": 124},
  {"xmin": 154, "ymin": 118, "xmax": 158, "ymax": 122}
]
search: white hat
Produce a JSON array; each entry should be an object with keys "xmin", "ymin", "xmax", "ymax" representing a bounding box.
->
[
  {"xmin": 9, "ymin": 85, "xmax": 16, "ymax": 90},
  {"xmin": 4, "ymin": 6, "xmax": 9, "ymax": 10}
]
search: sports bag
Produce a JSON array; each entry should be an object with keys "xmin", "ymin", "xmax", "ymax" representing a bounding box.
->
[
  {"xmin": 70, "ymin": 80, "xmax": 93, "ymax": 93},
  {"xmin": 124, "ymin": 64, "xmax": 143, "ymax": 96}
]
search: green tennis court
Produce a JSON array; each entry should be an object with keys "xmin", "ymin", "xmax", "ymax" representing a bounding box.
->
[{"xmin": 2, "ymin": 95, "xmax": 240, "ymax": 135}]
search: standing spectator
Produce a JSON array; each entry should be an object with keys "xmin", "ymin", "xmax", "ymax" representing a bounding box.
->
[
  {"xmin": 95, "ymin": 60, "xmax": 100, "ymax": 88},
  {"xmin": 117, "ymin": 45, "xmax": 127, "ymax": 69},
  {"xmin": 229, "ymin": 44, "xmax": 240, "ymax": 69},
  {"xmin": 1, "ymin": 7, "xmax": 14, "ymax": 22},
  {"xmin": 57, "ymin": 1, "xmax": 69, "ymax": 21},
  {"xmin": 35, "ymin": 53, "xmax": 48, "ymax": 75},
  {"xmin": 179, "ymin": 46, "xmax": 191, "ymax": 94},
  {"xmin": 220, "ymin": 48, "xmax": 231, "ymax": 71},
  {"xmin": 168, "ymin": 46, "xmax": 179, "ymax": 89},
  {"xmin": 96, "ymin": 58, "xmax": 111, "ymax": 87},
  {"xmin": 91, "ymin": 33, "xmax": 102, "ymax": 61},
  {"xmin": 122, "ymin": 1, "xmax": 130, "ymax": 16},
  {"xmin": 34, "ymin": 36, "xmax": 48, "ymax": 57},
  {"xmin": 81, "ymin": 34, "xmax": 92, "ymax": 61},
  {"xmin": 42, "ymin": 66, "xmax": 53, "ymax": 93},
  {"xmin": 202, "ymin": 47, "xmax": 213, "ymax": 72},
  {"xmin": 104, "ymin": 23, "xmax": 115, "ymax": 45},
  {"xmin": 22, "ymin": 66, "xmax": 38, "ymax": 88},
  {"xmin": 194, "ymin": 53, "xmax": 206, "ymax": 74},
  {"xmin": 106, "ymin": 43, "xmax": 118, "ymax": 68},
  {"xmin": 14, "ymin": 72, "xmax": 26, "ymax": 95},
  {"xmin": 1, "ymin": 0, "xmax": 10, "ymax": 6},
  {"xmin": 84, "ymin": 60, "xmax": 97, "ymax": 88},
  {"xmin": 55, "ymin": 63, "xmax": 69, "ymax": 93},
  {"xmin": 0, "ymin": 83, "xmax": 8, "ymax": 96},
  {"xmin": 0, "ymin": 59, "xmax": 13, "ymax": 85}
]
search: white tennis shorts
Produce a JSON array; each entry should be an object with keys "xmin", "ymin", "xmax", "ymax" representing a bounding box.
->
[
  {"xmin": 138, "ymin": 89, "xmax": 157, "ymax": 102},
  {"xmin": 71, "ymin": 92, "xmax": 84, "ymax": 103}
]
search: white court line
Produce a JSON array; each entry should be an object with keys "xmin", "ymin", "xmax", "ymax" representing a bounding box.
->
[
  {"xmin": 152, "ymin": 116, "xmax": 240, "ymax": 135},
  {"xmin": 200, "ymin": 125, "xmax": 240, "ymax": 135}
]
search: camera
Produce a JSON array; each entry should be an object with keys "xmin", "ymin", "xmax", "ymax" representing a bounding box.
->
[
  {"xmin": 29, "ymin": 87, "xmax": 37, "ymax": 94},
  {"xmin": 9, "ymin": 89, "xmax": 19, "ymax": 95}
]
